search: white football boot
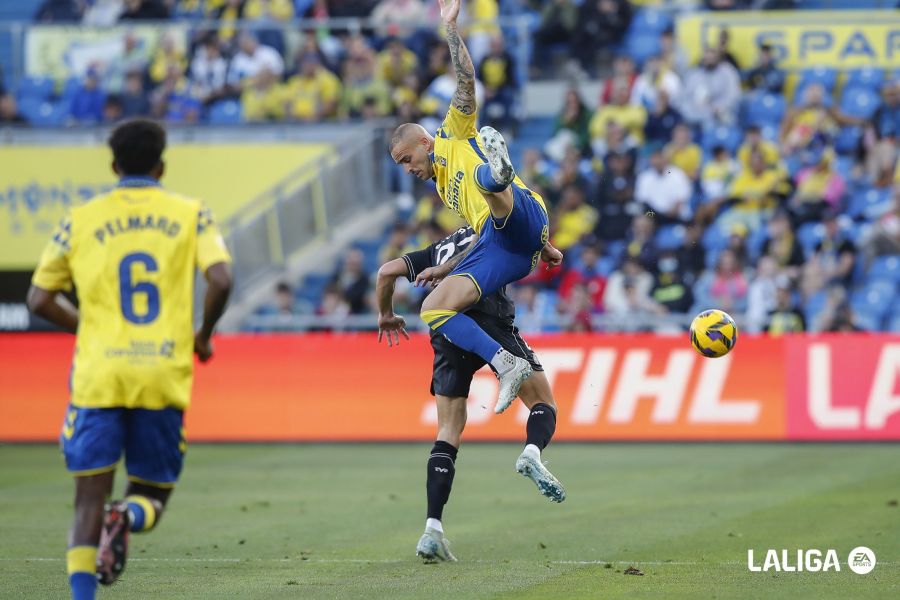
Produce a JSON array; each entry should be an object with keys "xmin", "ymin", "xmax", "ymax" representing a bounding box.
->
[
  {"xmin": 478, "ymin": 126, "xmax": 516, "ymax": 187},
  {"xmin": 494, "ymin": 354, "xmax": 533, "ymax": 415},
  {"xmin": 515, "ymin": 445, "xmax": 567, "ymax": 503},
  {"xmin": 416, "ymin": 527, "xmax": 458, "ymax": 563}
]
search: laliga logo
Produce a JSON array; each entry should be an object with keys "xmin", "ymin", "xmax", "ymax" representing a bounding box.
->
[{"xmin": 747, "ymin": 547, "xmax": 876, "ymax": 574}]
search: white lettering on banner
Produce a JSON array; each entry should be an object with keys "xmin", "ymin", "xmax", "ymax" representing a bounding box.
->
[
  {"xmin": 748, "ymin": 549, "xmax": 840, "ymax": 572},
  {"xmin": 608, "ymin": 350, "xmax": 694, "ymax": 423},
  {"xmin": 515, "ymin": 349, "xmax": 585, "ymax": 423},
  {"xmin": 865, "ymin": 345, "xmax": 900, "ymax": 429},
  {"xmin": 809, "ymin": 344, "xmax": 861, "ymax": 429},
  {"xmin": 688, "ymin": 355, "xmax": 760, "ymax": 423},
  {"xmin": 571, "ymin": 349, "xmax": 617, "ymax": 424}
]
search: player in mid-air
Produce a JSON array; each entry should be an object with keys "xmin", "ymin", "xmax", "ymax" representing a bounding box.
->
[
  {"xmin": 376, "ymin": 226, "xmax": 566, "ymax": 562},
  {"xmin": 389, "ymin": 0, "xmax": 561, "ymax": 417},
  {"xmin": 26, "ymin": 120, "xmax": 233, "ymax": 600}
]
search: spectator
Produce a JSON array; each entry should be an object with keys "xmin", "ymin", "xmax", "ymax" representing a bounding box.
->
[
  {"xmin": 698, "ymin": 248, "xmax": 748, "ymax": 314},
  {"xmin": 745, "ymin": 255, "xmax": 779, "ymax": 333},
  {"xmin": 69, "ymin": 70, "xmax": 106, "ymax": 124},
  {"xmin": 599, "ymin": 55, "xmax": 636, "ymax": 106},
  {"xmin": 275, "ymin": 281, "xmax": 296, "ymax": 316},
  {"xmin": 603, "ymin": 257, "xmax": 654, "ymax": 315},
  {"xmin": 780, "ymin": 83, "xmax": 857, "ymax": 156},
  {"xmin": 514, "ymin": 284, "xmax": 556, "ymax": 334},
  {"xmin": 241, "ymin": 67, "xmax": 285, "ymax": 122},
  {"xmin": 659, "ymin": 28, "xmax": 689, "ymax": 79},
  {"xmin": 35, "ymin": 0, "xmax": 84, "ymax": 22},
  {"xmin": 120, "ymin": 71, "xmax": 151, "ymax": 117},
  {"xmin": 623, "ymin": 213, "xmax": 659, "ymax": 271},
  {"xmin": 743, "ymin": 43, "xmax": 785, "ymax": 94},
  {"xmin": 379, "ymin": 222, "xmax": 412, "ymax": 264},
  {"xmin": 650, "ymin": 250, "xmax": 694, "ymax": 315},
  {"xmin": 103, "ymin": 31, "xmax": 149, "ymax": 93},
  {"xmin": 244, "ymin": 0, "xmax": 295, "ymax": 20},
  {"xmin": 558, "ymin": 243, "xmax": 607, "ymax": 310},
  {"xmin": 677, "ymin": 223, "xmax": 706, "ymax": 286},
  {"xmin": 420, "ymin": 42, "xmax": 449, "ymax": 90},
  {"xmin": 546, "ymin": 88, "xmax": 593, "ymax": 161},
  {"xmin": 332, "ymin": 249, "xmax": 370, "ymax": 314},
  {"xmin": 698, "ymin": 145, "xmax": 739, "ymax": 223},
  {"xmin": 342, "ymin": 49, "xmax": 392, "ymax": 118},
  {"xmin": 419, "ymin": 62, "xmax": 485, "ymax": 127},
  {"xmin": 283, "ymin": 53, "xmax": 342, "ymax": 120},
  {"xmin": 478, "ymin": 34, "xmax": 518, "ymax": 133},
  {"xmin": 228, "ymin": 32, "xmax": 285, "ymax": 89},
  {"xmin": 212, "ymin": 0, "xmax": 246, "ymax": 48},
  {"xmin": 635, "ymin": 148, "xmax": 692, "ymax": 224},
  {"xmin": 665, "ymin": 123, "xmax": 702, "ymax": 181},
  {"xmin": 102, "ymin": 95, "xmax": 125, "ymax": 123},
  {"xmin": 861, "ymin": 185, "xmax": 900, "ymax": 267},
  {"xmin": 371, "ymin": 0, "xmax": 425, "ymax": 33},
  {"xmin": 546, "ymin": 146, "xmax": 590, "ymax": 204},
  {"xmin": 574, "ymin": 0, "xmax": 633, "ymax": 74},
  {"xmin": 789, "ymin": 144, "xmax": 845, "ymax": 225},
  {"xmin": 464, "ymin": 0, "xmax": 502, "ymax": 68},
  {"xmin": 0, "ymin": 93, "xmax": 27, "ymax": 125},
  {"xmin": 760, "ymin": 210, "xmax": 804, "ymax": 272},
  {"xmin": 560, "ymin": 282, "xmax": 596, "ymax": 332},
  {"xmin": 726, "ymin": 223, "xmax": 750, "ymax": 266},
  {"xmin": 737, "ymin": 124, "xmax": 781, "ymax": 170},
  {"xmin": 149, "ymin": 33, "xmax": 187, "ymax": 85},
  {"xmin": 120, "ymin": 0, "xmax": 171, "ymax": 20},
  {"xmin": 680, "ymin": 47, "xmax": 742, "ymax": 129},
  {"xmin": 378, "ymin": 37, "xmax": 419, "ymax": 88},
  {"xmin": 818, "ymin": 290, "xmax": 860, "ymax": 333},
  {"xmin": 592, "ymin": 120, "xmax": 638, "ymax": 170},
  {"xmin": 595, "ymin": 151, "xmax": 638, "ymax": 241},
  {"xmin": 630, "ymin": 55, "xmax": 682, "ymax": 111},
  {"xmin": 519, "ymin": 148, "xmax": 552, "ymax": 197},
  {"xmin": 865, "ymin": 80, "xmax": 900, "ymax": 187},
  {"xmin": 533, "ymin": 0, "xmax": 578, "ymax": 74},
  {"xmin": 589, "ymin": 82, "xmax": 647, "ymax": 146},
  {"xmin": 643, "ymin": 90, "xmax": 682, "ymax": 148},
  {"xmin": 190, "ymin": 35, "xmax": 230, "ymax": 104},
  {"xmin": 150, "ymin": 64, "xmax": 201, "ymax": 123},
  {"xmin": 715, "ymin": 27, "xmax": 740, "ymax": 71},
  {"xmin": 765, "ymin": 281, "xmax": 806, "ymax": 335},
  {"xmin": 719, "ymin": 149, "xmax": 782, "ymax": 232},
  {"xmin": 551, "ymin": 185, "xmax": 598, "ymax": 250},
  {"xmin": 802, "ymin": 211, "xmax": 856, "ymax": 298},
  {"xmin": 316, "ymin": 283, "xmax": 351, "ymax": 324}
]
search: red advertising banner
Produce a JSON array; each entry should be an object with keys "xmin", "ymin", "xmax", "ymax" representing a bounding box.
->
[{"xmin": 1, "ymin": 333, "xmax": 898, "ymax": 441}]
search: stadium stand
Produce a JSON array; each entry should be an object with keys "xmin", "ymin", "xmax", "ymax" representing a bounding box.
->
[{"xmin": 2, "ymin": 0, "xmax": 899, "ymax": 334}]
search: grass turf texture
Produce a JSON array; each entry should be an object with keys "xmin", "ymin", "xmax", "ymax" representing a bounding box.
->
[{"xmin": 1, "ymin": 443, "xmax": 898, "ymax": 599}]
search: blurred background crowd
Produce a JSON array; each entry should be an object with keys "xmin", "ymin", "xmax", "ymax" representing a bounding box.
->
[{"xmin": 2, "ymin": 0, "xmax": 899, "ymax": 334}]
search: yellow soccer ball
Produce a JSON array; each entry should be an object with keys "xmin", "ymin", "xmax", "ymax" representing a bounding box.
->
[{"xmin": 689, "ymin": 309, "xmax": 738, "ymax": 358}]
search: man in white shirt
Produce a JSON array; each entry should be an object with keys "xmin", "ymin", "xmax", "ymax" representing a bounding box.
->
[
  {"xmin": 679, "ymin": 47, "xmax": 741, "ymax": 129},
  {"xmin": 227, "ymin": 32, "xmax": 284, "ymax": 89},
  {"xmin": 635, "ymin": 148, "xmax": 692, "ymax": 223}
]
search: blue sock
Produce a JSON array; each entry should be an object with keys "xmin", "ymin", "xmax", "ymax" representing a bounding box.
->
[
  {"xmin": 435, "ymin": 313, "xmax": 502, "ymax": 363},
  {"xmin": 475, "ymin": 163, "xmax": 507, "ymax": 193},
  {"xmin": 69, "ymin": 572, "xmax": 96, "ymax": 600}
]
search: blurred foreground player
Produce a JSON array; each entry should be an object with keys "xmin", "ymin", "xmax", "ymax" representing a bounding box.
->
[
  {"xmin": 376, "ymin": 227, "xmax": 566, "ymax": 562},
  {"xmin": 27, "ymin": 120, "xmax": 233, "ymax": 600}
]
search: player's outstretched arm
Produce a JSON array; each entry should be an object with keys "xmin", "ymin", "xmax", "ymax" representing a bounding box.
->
[
  {"xmin": 441, "ymin": 0, "xmax": 476, "ymax": 115},
  {"xmin": 376, "ymin": 258, "xmax": 410, "ymax": 347},
  {"xmin": 26, "ymin": 286, "xmax": 78, "ymax": 333},
  {"xmin": 195, "ymin": 262, "xmax": 232, "ymax": 362}
]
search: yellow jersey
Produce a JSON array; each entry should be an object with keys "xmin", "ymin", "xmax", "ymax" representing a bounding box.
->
[
  {"xmin": 431, "ymin": 105, "xmax": 545, "ymax": 233},
  {"xmin": 32, "ymin": 178, "xmax": 232, "ymax": 411}
]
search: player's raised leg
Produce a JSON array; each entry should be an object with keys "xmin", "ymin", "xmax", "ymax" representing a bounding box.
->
[
  {"xmin": 516, "ymin": 372, "xmax": 566, "ymax": 502},
  {"xmin": 67, "ymin": 472, "xmax": 115, "ymax": 600},
  {"xmin": 421, "ymin": 275, "xmax": 532, "ymax": 415},
  {"xmin": 417, "ymin": 395, "xmax": 466, "ymax": 562}
]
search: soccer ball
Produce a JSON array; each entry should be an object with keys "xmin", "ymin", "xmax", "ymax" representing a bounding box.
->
[{"xmin": 689, "ymin": 309, "xmax": 738, "ymax": 358}]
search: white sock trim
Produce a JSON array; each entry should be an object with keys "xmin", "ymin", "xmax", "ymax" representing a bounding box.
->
[
  {"xmin": 426, "ymin": 518, "xmax": 443, "ymax": 533},
  {"xmin": 524, "ymin": 444, "xmax": 541, "ymax": 457}
]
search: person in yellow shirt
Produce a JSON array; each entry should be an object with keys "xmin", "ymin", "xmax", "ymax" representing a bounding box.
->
[
  {"xmin": 243, "ymin": 0, "xmax": 294, "ymax": 20},
  {"xmin": 148, "ymin": 33, "xmax": 187, "ymax": 84},
  {"xmin": 283, "ymin": 53, "xmax": 342, "ymax": 120},
  {"xmin": 737, "ymin": 125, "xmax": 780, "ymax": 170},
  {"xmin": 27, "ymin": 120, "xmax": 232, "ymax": 600},
  {"xmin": 664, "ymin": 123, "xmax": 702, "ymax": 181},
  {"xmin": 378, "ymin": 37, "xmax": 419, "ymax": 87},
  {"xmin": 241, "ymin": 68, "xmax": 286, "ymax": 122},
  {"xmin": 551, "ymin": 184, "xmax": 598, "ymax": 250},
  {"xmin": 721, "ymin": 149, "xmax": 783, "ymax": 231},
  {"xmin": 589, "ymin": 83, "xmax": 647, "ymax": 144}
]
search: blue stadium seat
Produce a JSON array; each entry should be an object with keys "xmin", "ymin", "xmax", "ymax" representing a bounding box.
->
[
  {"xmin": 868, "ymin": 255, "xmax": 900, "ymax": 284},
  {"xmin": 797, "ymin": 222, "xmax": 825, "ymax": 257},
  {"xmin": 17, "ymin": 98, "xmax": 68, "ymax": 127},
  {"xmin": 624, "ymin": 34, "xmax": 661, "ymax": 67},
  {"xmin": 844, "ymin": 67, "xmax": 884, "ymax": 92},
  {"xmin": 701, "ymin": 126, "xmax": 742, "ymax": 153},
  {"xmin": 839, "ymin": 86, "xmax": 881, "ymax": 120},
  {"xmin": 701, "ymin": 225, "xmax": 729, "ymax": 252},
  {"xmin": 850, "ymin": 280, "xmax": 895, "ymax": 326},
  {"xmin": 744, "ymin": 92, "xmax": 786, "ymax": 128},
  {"xmin": 848, "ymin": 187, "xmax": 892, "ymax": 221},
  {"xmin": 629, "ymin": 9, "xmax": 673, "ymax": 35},
  {"xmin": 804, "ymin": 290, "xmax": 828, "ymax": 327},
  {"xmin": 655, "ymin": 224, "xmax": 685, "ymax": 251},
  {"xmin": 797, "ymin": 67, "xmax": 838, "ymax": 94},
  {"xmin": 16, "ymin": 76, "xmax": 54, "ymax": 102},
  {"xmin": 61, "ymin": 77, "xmax": 81, "ymax": 102},
  {"xmin": 207, "ymin": 100, "xmax": 242, "ymax": 124},
  {"xmin": 834, "ymin": 126, "xmax": 862, "ymax": 155}
]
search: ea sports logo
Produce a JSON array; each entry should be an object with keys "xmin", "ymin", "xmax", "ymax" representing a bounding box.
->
[{"xmin": 847, "ymin": 546, "xmax": 876, "ymax": 575}]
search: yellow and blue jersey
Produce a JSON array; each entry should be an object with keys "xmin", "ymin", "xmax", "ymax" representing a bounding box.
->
[
  {"xmin": 32, "ymin": 176, "xmax": 231, "ymax": 411},
  {"xmin": 431, "ymin": 105, "xmax": 545, "ymax": 233}
]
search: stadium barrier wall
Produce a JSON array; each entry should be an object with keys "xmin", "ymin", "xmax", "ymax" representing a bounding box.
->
[{"xmin": 2, "ymin": 333, "xmax": 899, "ymax": 442}]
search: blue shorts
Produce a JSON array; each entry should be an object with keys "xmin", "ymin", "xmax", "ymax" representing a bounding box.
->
[
  {"xmin": 60, "ymin": 406, "xmax": 186, "ymax": 487},
  {"xmin": 450, "ymin": 184, "xmax": 549, "ymax": 299}
]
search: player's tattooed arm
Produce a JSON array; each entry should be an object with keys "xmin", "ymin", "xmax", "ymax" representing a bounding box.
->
[
  {"xmin": 441, "ymin": 0, "xmax": 476, "ymax": 115},
  {"xmin": 415, "ymin": 232, "xmax": 478, "ymax": 288},
  {"xmin": 376, "ymin": 258, "xmax": 410, "ymax": 346}
]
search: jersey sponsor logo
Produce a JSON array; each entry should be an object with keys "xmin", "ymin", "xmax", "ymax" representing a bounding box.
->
[
  {"xmin": 104, "ymin": 339, "xmax": 176, "ymax": 360},
  {"xmin": 446, "ymin": 171, "xmax": 465, "ymax": 215},
  {"xmin": 94, "ymin": 214, "xmax": 182, "ymax": 244}
]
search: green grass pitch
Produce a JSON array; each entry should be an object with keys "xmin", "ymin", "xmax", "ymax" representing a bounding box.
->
[{"xmin": 1, "ymin": 443, "xmax": 898, "ymax": 599}]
